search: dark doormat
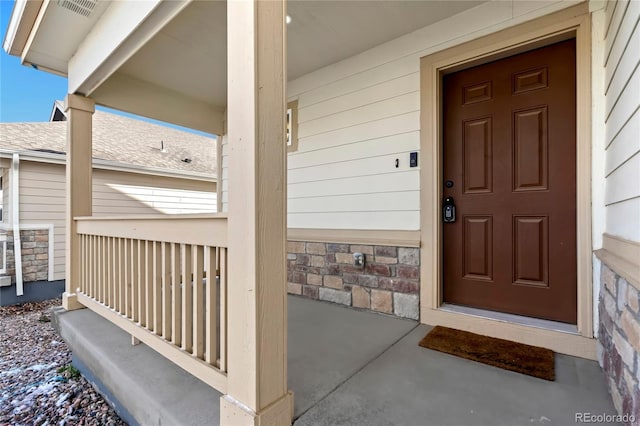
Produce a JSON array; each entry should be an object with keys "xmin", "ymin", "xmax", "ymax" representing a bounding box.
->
[{"xmin": 418, "ymin": 326, "xmax": 555, "ymax": 381}]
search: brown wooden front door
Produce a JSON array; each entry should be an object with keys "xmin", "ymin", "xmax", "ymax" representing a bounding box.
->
[{"xmin": 442, "ymin": 40, "xmax": 577, "ymax": 324}]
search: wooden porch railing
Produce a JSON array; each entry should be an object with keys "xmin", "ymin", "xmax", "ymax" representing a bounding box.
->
[{"xmin": 74, "ymin": 214, "xmax": 228, "ymax": 393}]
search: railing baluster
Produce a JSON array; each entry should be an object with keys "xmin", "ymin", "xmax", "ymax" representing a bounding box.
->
[
  {"xmin": 111, "ymin": 237, "xmax": 115, "ymax": 307},
  {"xmin": 84, "ymin": 235, "xmax": 87, "ymax": 296},
  {"xmin": 110, "ymin": 237, "xmax": 116, "ymax": 309},
  {"xmin": 162, "ymin": 242, "xmax": 172, "ymax": 340},
  {"xmin": 98, "ymin": 236, "xmax": 107, "ymax": 305},
  {"xmin": 131, "ymin": 239, "xmax": 139, "ymax": 321},
  {"xmin": 82, "ymin": 235, "xmax": 91, "ymax": 294},
  {"xmin": 113, "ymin": 238, "xmax": 118, "ymax": 311},
  {"xmin": 181, "ymin": 244, "xmax": 193, "ymax": 353},
  {"xmin": 106, "ymin": 237, "xmax": 112, "ymax": 308},
  {"xmin": 91, "ymin": 235, "xmax": 98, "ymax": 300},
  {"xmin": 193, "ymin": 245, "xmax": 205, "ymax": 360},
  {"xmin": 78, "ymin": 235, "xmax": 82, "ymax": 294},
  {"xmin": 95, "ymin": 236, "xmax": 100, "ymax": 301},
  {"xmin": 101, "ymin": 237, "xmax": 105, "ymax": 304},
  {"xmin": 146, "ymin": 240, "xmax": 154, "ymax": 331},
  {"xmin": 79, "ymin": 235, "xmax": 85, "ymax": 294},
  {"xmin": 123, "ymin": 238, "xmax": 129, "ymax": 317},
  {"xmin": 153, "ymin": 241, "xmax": 162, "ymax": 334},
  {"xmin": 219, "ymin": 247, "xmax": 227, "ymax": 371},
  {"xmin": 138, "ymin": 241, "xmax": 147, "ymax": 327},
  {"xmin": 105, "ymin": 237, "xmax": 110, "ymax": 307},
  {"xmin": 115, "ymin": 238, "xmax": 127, "ymax": 316},
  {"xmin": 171, "ymin": 243, "xmax": 182, "ymax": 347},
  {"xmin": 87, "ymin": 235, "xmax": 90, "ymax": 294},
  {"xmin": 205, "ymin": 246, "xmax": 217, "ymax": 365},
  {"xmin": 93, "ymin": 236, "xmax": 97, "ymax": 300}
]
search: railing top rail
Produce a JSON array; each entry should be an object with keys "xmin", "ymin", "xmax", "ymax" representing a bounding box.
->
[
  {"xmin": 75, "ymin": 214, "xmax": 228, "ymax": 247},
  {"xmin": 75, "ymin": 213, "xmax": 228, "ymax": 221}
]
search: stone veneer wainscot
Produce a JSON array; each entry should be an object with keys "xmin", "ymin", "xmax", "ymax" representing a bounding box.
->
[
  {"xmin": 287, "ymin": 241, "xmax": 419, "ymax": 320},
  {"xmin": 3, "ymin": 229, "xmax": 49, "ymax": 283},
  {"xmin": 597, "ymin": 263, "xmax": 640, "ymax": 424}
]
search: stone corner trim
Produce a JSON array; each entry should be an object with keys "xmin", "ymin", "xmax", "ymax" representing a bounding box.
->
[
  {"xmin": 287, "ymin": 240, "xmax": 419, "ymax": 320},
  {"xmin": 597, "ymin": 262, "xmax": 640, "ymax": 423}
]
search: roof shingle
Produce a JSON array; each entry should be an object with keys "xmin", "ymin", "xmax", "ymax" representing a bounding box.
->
[{"xmin": 0, "ymin": 108, "xmax": 216, "ymax": 176}]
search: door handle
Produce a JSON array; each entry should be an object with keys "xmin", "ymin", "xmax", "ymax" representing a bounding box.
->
[{"xmin": 443, "ymin": 197, "xmax": 456, "ymax": 223}]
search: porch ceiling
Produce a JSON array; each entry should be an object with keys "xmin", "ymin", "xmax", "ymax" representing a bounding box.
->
[{"xmin": 106, "ymin": 0, "xmax": 487, "ymax": 110}]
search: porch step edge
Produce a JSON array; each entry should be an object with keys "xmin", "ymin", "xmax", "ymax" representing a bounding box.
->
[{"xmin": 52, "ymin": 306, "xmax": 222, "ymax": 426}]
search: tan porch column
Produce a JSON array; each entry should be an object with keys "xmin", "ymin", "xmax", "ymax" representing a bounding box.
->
[
  {"xmin": 61, "ymin": 94, "xmax": 95, "ymax": 311},
  {"xmin": 221, "ymin": 0, "xmax": 292, "ymax": 425}
]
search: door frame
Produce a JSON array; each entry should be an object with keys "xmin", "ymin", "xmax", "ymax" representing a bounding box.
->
[{"xmin": 419, "ymin": 3, "xmax": 595, "ymax": 359}]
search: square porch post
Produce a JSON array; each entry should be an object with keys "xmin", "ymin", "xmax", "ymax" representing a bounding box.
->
[
  {"xmin": 222, "ymin": 0, "xmax": 293, "ymax": 425},
  {"xmin": 61, "ymin": 94, "xmax": 95, "ymax": 311}
]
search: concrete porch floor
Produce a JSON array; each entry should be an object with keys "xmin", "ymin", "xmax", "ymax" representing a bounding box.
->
[{"xmin": 53, "ymin": 296, "xmax": 618, "ymax": 426}]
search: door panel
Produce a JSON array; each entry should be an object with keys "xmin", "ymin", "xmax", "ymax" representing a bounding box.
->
[
  {"xmin": 463, "ymin": 117, "xmax": 493, "ymax": 193},
  {"xmin": 513, "ymin": 107, "xmax": 548, "ymax": 191},
  {"xmin": 442, "ymin": 39, "xmax": 577, "ymax": 323},
  {"xmin": 463, "ymin": 216, "xmax": 493, "ymax": 281},
  {"xmin": 513, "ymin": 216, "xmax": 548, "ymax": 287}
]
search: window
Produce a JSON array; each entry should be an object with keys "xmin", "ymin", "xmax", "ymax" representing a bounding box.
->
[{"xmin": 286, "ymin": 100, "xmax": 298, "ymax": 153}]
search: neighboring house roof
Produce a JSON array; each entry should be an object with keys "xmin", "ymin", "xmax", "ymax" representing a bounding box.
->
[{"xmin": 0, "ymin": 104, "xmax": 216, "ymax": 178}]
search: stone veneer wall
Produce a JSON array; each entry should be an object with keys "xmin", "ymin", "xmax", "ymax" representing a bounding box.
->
[
  {"xmin": 287, "ymin": 241, "xmax": 419, "ymax": 320},
  {"xmin": 597, "ymin": 262, "xmax": 640, "ymax": 424},
  {"xmin": 3, "ymin": 229, "xmax": 49, "ymax": 283}
]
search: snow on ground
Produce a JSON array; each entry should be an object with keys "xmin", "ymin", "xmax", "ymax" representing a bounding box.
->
[{"xmin": 0, "ymin": 298, "xmax": 127, "ymax": 426}]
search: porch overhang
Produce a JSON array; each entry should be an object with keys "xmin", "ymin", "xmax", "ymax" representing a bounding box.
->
[{"xmin": 4, "ymin": 0, "xmax": 492, "ymax": 135}]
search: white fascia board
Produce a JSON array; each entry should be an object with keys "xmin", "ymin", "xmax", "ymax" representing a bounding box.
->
[
  {"xmin": 3, "ymin": 0, "xmax": 26, "ymax": 54},
  {"xmin": 19, "ymin": 0, "xmax": 51, "ymax": 66},
  {"xmin": 3, "ymin": 0, "xmax": 43, "ymax": 57},
  {"xmin": 0, "ymin": 150, "xmax": 216, "ymax": 183},
  {"xmin": 68, "ymin": 0, "xmax": 191, "ymax": 96}
]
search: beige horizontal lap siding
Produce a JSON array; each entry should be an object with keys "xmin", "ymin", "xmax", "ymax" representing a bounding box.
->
[
  {"xmin": 604, "ymin": 0, "xmax": 640, "ymax": 241},
  {"xmin": 18, "ymin": 162, "xmax": 65, "ymax": 280},
  {"xmin": 18, "ymin": 161, "xmax": 217, "ymax": 280},
  {"xmin": 92, "ymin": 169, "xmax": 216, "ymax": 216},
  {"xmin": 282, "ymin": 0, "xmax": 582, "ymax": 232},
  {"xmin": 289, "ymin": 68, "xmax": 420, "ymax": 230}
]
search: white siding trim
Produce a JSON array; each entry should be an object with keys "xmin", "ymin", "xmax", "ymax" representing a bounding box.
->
[{"xmin": 11, "ymin": 154, "xmax": 23, "ymax": 295}]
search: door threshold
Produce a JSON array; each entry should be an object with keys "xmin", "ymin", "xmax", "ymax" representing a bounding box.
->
[{"xmin": 439, "ymin": 304, "xmax": 578, "ymax": 335}]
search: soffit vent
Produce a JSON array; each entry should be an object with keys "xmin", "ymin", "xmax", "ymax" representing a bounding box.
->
[{"xmin": 56, "ymin": 0, "xmax": 97, "ymax": 18}]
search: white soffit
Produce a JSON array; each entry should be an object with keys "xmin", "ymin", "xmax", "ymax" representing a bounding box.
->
[{"xmin": 21, "ymin": 0, "xmax": 109, "ymax": 73}]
